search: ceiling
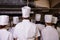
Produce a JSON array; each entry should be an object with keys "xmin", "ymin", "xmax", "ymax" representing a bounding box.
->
[
  {"xmin": 49, "ymin": 0, "xmax": 60, "ymax": 8},
  {"xmin": 0, "ymin": 0, "xmax": 59, "ymax": 8},
  {"xmin": 0, "ymin": 0, "xmax": 59, "ymax": 15}
]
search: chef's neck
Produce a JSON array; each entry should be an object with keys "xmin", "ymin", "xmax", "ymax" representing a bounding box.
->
[
  {"xmin": 22, "ymin": 18, "xmax": 31, "ymax": 22},
  {"xmin": 45, "ymin": 23, "xmax": 52, "ymax": 26},
  {"xmin": 13, "ymin": 24, "xmax": 16, "ymax": 27},
  {"xmin": 0, "ymin": 25, "xmax": 6, "ymax": 29},
  {"xmin": 23, "ymin": 17, "xmax": 30, "ymax": 20}
]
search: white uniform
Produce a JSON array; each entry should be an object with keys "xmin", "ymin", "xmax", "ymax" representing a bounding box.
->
[
  {"xmin": 42, "ymin": 26, "xmax": 59, "ymax": 40},
  {"xmin": 35, "ymin": 14, "xmax": 45, "ymax": 40},
  {"xmin": 0, "ymin": 29, "xmax": 13, "ymax": 40},
  {"xmin": 42, "ymin": 15, "xmax": 59, "ymax": 40},
  {"xmin": 8, "ymin": 27, "xmax": 15, "ymax": 35},
  {"xmin": 13, "ymin": 6, "xmax": 40, "ymax": 40},
  {"xmin": 36, "ymin": 24, "xmax": 45, "ymax": 31},
  {"xmin": 13, "ymin": 19, "xmax": 40, "ymax": 40},
  {"xmin": 36, "ymin": 24, "xmax": 45, "ymax": 40},
  {"xmin": 8, "ymin": 16, "xmax": 19, "ymax": 35},
  {"xmin": 52, "ymin": 17, "xmax": 60, "ymax": 39},
  {"xmin": 0, "ymin": 15, "xmax": 13, "ymax": 40},
  {"xmin": 35, "ymin": 14, "xmax": 45, "ymax": 31}
]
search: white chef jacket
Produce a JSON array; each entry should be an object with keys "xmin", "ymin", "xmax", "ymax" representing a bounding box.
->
[
  {"xmin": 36, "ymin": 24, "xmax": 45, "ymax": 40},
  {"xmin": 0, "ymin": 28, "xmax": 13, "ymax": 40},
  {"xmin": 36, "ymin": 24, "xmax": 45, "ymax": 31},
  {"xmin": 13, "ymin": 19, "xmax": 40, "ymax": 40},
  {"xmin": 8, "ymin": 27, "xmax": 15, "ymax": 36},
  {"xmin": 57, "ymin": 27, "xmax": 60, "ymax": 38},
  {"xmin": 41, "ymin": 25, "xmax": 59, "ymax": 40}
]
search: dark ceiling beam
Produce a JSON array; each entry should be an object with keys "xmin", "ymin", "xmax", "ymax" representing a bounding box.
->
[
  {"xmin": 48, "ymin": 0, "xmax": 51, "ymax": 8},
  {"xmin": 53, "ymin": 3, "xmax": 60, "ymax": 8},
  {"xmin": 50, "ymin": 0, "xmax": 60, "ymax": 8}
]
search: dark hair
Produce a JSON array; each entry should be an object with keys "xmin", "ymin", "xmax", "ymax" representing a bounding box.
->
[
  {"xmin": 23, "ymin": 17, "xmax": 30, "ymax": 19},
  {"xmin": 12, "ymin": 24, "xmax": 16, "ymax": 27},
  {"xmin": 0, "ymin": 25, "xmax": 6, "ymax": 29},
  {"xmin": 46, "ymin": 23, "xmax": 52, "ymax": 26}
]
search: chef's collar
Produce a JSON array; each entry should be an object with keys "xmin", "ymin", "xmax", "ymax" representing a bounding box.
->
[
  {"xmin": 46, "ymin": 25, "xmax": 52, "ymax": 27},
  {"xmin": 22, "ymin": 19, "xmax": 30, "ymax": 22},
  {"xmin": 0, "ymin": 28, "xmax": 7, "ymax": 31}
]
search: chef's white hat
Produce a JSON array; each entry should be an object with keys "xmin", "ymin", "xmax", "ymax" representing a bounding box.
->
[
  {"xmin": 35, "ymin": 14, "xmax": 41, "ymax": 21},
  {"xmin": 52, "ymin": 16, "xmax": 58, "ymax": 24},
  {"xmin": 45, "ymin": 15, "xmax": 53, "ymax": 23},
  {"xmin": 22, "ymin": 6, "xmax": 31, "ymax": 18},
  {"xmin": 13, "ymin": 16, "xmax": 19, "ymax": 24},
  {"xmin": 0, "ymin": 15, "xmax": 9, "ymax": 25}
]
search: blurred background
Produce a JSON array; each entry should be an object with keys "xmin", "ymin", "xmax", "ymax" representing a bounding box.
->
[{"xmin": 0, "ymin": 0, "xmax": 59, "ymax": 27}]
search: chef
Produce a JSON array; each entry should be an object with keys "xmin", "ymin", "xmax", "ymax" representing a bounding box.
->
[
  {"xmin": 13, "ymin": 6, "xmax": 40, "ymax": 40},
  {"xmin": 0, "ymin": 15, "xmax": 13, "ymax": 40},
  {"xmin": 35, "ymin": 14, "xmax": 45, "ymax": 40},
  {"xmin": 8, "ymin": 16, "xmax": 19, "ymax": 35},
  {"xmin": 57, "ymin": 26, "xmax": 60, "ymax": 40},
  {"xmin": 52, "ymin": 16, "xmax": 58, "ymax": 28},
  {"xmin": 52, "ymin": 16, "xmax": 60, "ymax": 40},
  {"xmin": 41, "ymin": 15, "xmax": 59, "ymax": 40},
  {"xmin": 35, "ymin": 14, "xmax": 45, "ymax": 31}
]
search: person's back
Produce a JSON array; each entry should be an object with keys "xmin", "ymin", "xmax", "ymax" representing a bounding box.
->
[
  {"xmin": 36, "ymin": 24, "xmax": 45, "ymax": 31},
  {"xmin": 13, "ymin": 6, "xmax": 40, "ymax": 40},
  {"xmin": 0, "ymin": 29, "xmax": 13, "ymax": 40},
  {"xmin": 42, "ymin": 15, "xmax": 59, "ymax": 40},
  {"xmin": 13, "ymin": 19, "xmax": 40, "ymax": 40},
  {"xmin": 0, "ymin": 15, "xmax": 13, "ymax": 40},
  {"xmin": 8, "ymin": 27, "xmax": 15, "ymax": 34},
  {"xmin": 42, "ymin": 26, "xmax": 59, "ymax": 40},
  {"xmin": 8, "ymin": 16, "xmax": 19, "ymax": 36}
]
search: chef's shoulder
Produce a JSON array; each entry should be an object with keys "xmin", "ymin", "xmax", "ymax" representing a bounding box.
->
[
  {"xmin": 30, "ymin": 22, "xmax": 36, "ymax": 27},
  {"xmin": 6, "ymin": 31, "xmax": 13, "ymax": 37},
  {"xmin": 41, "ymin": 26, "xmax": 47, "ymax": 33},
  {"xmin": 15, "ymin": 22, "xmax": 22, "ymax": 27},
  {"xmin": 41, "ymin": 26, "xmax": 52, "ymax": 33},
  {"xmin": 8, "ymin": 31, "xmax": 12, "ymax": 35}
]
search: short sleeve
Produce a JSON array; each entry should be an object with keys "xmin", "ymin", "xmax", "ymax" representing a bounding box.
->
[
  {"xmin": 13, "ymin": 25, "xmax": 18, "ymax": 38},
  {"xmin": 35, "ymin": 26, "xmax": 40, "ymax": 37},
  {"xmin": 8, "ymin": 33, "xmax": 13, "ymax": 40},
  {"xmin": 13, "ymin": 27, "xmax": 18, "ymax": 38}
]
